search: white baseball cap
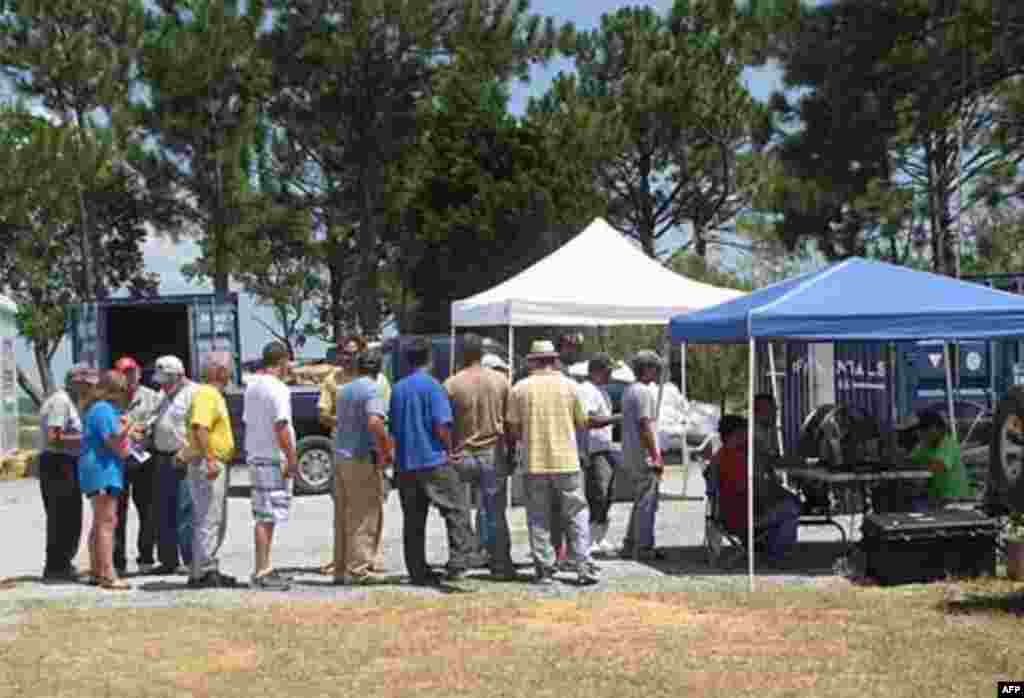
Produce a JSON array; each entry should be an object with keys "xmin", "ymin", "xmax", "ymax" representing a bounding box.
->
[
  {"xmin": 153, "ymin": 355, "xmax": 185, "ymax": 383},
  {"xmin": 481, "ymin": 353, "xmax": 509, "ymax": 371}
]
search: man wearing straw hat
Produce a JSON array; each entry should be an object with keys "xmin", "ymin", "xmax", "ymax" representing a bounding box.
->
[{"xmin": 506, "ymin": 339, "xmax": 598, "ymax": 586}]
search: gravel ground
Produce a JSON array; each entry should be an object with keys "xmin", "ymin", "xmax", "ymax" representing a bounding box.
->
[{"xmin": 0, "ymin": 465, "xmax": 851, "ymax": 620}]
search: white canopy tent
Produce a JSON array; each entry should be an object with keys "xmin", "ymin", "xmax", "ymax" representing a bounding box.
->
[
  {"xmin": 451, "ymin": 217, "xmax": 742, "ymax": 327},
  {"xmin": 450, "ymin": 217, "xmax": 744, "ymax": 466}
]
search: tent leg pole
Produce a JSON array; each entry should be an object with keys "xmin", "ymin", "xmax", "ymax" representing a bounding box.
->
[
  {"xmin": 508, "ymin": 326, "xmax": 514, "ymax": 384},
  {"xmin": 681, "ymin": 342, "xmax": 689, "ymax": 468},
  {"xmin": 748, "ymin": 337, "xmax": 756, "ymax": 592},
  {"xmin": 768, "ymin": 342, "xmax": 784, "ymax": 457},
  {"xmin": 655, "ymin": 332, "xmax": 670, "ymax": 422},
  {"xmin": 944, "ymin": 342, "xmax": 958, "ymax": 442},
  {"xmin": 449, "ymin": 326, "xmax": 456, "ymax": 377}
]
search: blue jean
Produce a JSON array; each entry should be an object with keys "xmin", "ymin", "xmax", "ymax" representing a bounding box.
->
[
  {"xmin": 458, "ymin": 447, "xmax": 511, "ymax": 568},
  {"xmin": 156, "ymin": 452, "xmax": 193, "ymax": 567},
  {"xmin": 622, "ymin": 463, "xmax": 660, "ymax": 553},
  {"xmin": 759, "ymin": 494, "xmax": 801, "ymax": 558}
]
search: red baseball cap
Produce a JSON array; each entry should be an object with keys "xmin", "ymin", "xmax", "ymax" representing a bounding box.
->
[{"xmin": 113, "ymin": 356, "xmax": 140, "ymax": 373}]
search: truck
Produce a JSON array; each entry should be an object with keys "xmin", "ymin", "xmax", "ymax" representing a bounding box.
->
[
  {"xmin": 782, "ymin": 273, "xmax": 1024, "ymax": 515},
  {"xmin": 69, "ymin": 306, "xmax": 517, "ymax": 496}
]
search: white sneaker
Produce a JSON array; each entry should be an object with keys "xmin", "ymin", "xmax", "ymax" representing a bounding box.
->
[
  {"xmin": 590, "ymin": 523, "xmax": 611, "ymax": 557},
  {"xmin": 598, "ymin": 539, "xmax": 617, "ymax": 555}
]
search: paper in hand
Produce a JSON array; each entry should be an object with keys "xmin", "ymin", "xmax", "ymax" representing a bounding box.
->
[{"xmin": 129, "ymin": 445, "xmax": 151, "ymax": 463}]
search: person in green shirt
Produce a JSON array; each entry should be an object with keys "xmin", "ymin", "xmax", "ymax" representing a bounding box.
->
[{"xmin": 908, "ymin": 410, "xmax": 969, "ymax": 504}]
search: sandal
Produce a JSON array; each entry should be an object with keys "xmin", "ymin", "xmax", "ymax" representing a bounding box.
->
[{"xmin": 97, "ymin": 576, "xmax": 131, "ymax": 591}]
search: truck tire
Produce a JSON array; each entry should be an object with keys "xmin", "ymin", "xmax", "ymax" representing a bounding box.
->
[
  {"xmin": 989, "ymin": 387, "xmax": 1024, "ymax": 513},
  {"xmin": 294, "ymin": 435, "xmax": 334, "ymax": 496}
]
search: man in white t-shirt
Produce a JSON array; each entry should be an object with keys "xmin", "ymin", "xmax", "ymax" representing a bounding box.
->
[
  {"xmin": 576, "ymin": 353, "xmax": 623, "ymax": 556},
  {"xmin": 243, "ymin": 341, "xmax": 297, "ymax": 591}
]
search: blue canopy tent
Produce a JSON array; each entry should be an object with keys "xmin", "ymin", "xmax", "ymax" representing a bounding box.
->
[{"xmin": 668, "ymin": 257, "xmax": 1024, "ymax": 589}]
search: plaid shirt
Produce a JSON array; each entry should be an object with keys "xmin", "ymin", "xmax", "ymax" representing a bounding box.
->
[{"xmin": 507, "ymin": 369, "xmax": 586, "ymax": 474}]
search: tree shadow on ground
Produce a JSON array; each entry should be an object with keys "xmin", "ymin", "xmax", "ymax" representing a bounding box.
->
[{"xmin": 628, "ymin": 541, "xmax": 851, "ymax": 577}]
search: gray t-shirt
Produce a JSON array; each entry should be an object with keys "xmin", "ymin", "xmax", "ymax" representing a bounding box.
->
[
  {"xmin": 335, "ymin": 376, "xmax": 388, "ymax": 461},
  {"xmin": 622, "ymin": 381, "xmax": 658, "ymax": 469},
  {"xmin": 38, "ymin": 390, "xmax": 82, "ymax": 457}
]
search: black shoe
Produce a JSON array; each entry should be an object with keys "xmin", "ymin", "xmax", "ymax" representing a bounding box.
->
[
  {"xmin": 444, "ymin": 567, "xmax": 468, "ymax": 581},
  {"xmin": 188, "ymin": 571, "xmax": 239, "ymax": 589},
  {"xmin": 489, "ymin": 565, "xmax": 519, "ymax": 581},
  {"xmin": 42, "ymin": 567, "xmax": 81, "ymax": 583},
  {"xmin": 534, "ymin": 573, "xmax": 558, "ymax": 587},
  {"xmin": 466, "ymin": 551, "xmax": 490, "ymax": 569},
  {"xmin": 151, "ymin": 564, "xmax": 180, "ymax": 575},
  {"xmin": 409, "ymin": 571, "xmax": 442, "ymax": 586}
]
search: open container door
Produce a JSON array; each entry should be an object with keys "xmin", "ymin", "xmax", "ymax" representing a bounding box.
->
[
  {"xmin": 69, "ymin": 302, "xmax": 106, "ymax": 369},
  {"xmin": 189, "ymin": 295, "xmax": 242, "ymax": 385}
]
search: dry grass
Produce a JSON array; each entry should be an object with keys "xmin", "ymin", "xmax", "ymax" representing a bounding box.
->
[{"xmin": 1, "ymin": 580, "xmax": 1023, "ymax": 698}]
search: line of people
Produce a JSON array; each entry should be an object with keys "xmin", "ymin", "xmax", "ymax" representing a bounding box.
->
[
  {"xmin": 324, "ymin": 334, "xmax": 671, "ymax": 586},
  {"xmin": 37, "ymin": 333, "xmax": 672, "ymax": 589},
  {"xmin": 38, "ymin": 352, "xmax": 239, "ymax": 589}
]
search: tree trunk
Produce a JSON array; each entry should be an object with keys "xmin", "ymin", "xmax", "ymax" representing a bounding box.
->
[
  {"xmin": 357, "ymin": 171, "xmax": 381, "ymax": 338},
  {"xmin": 694, "ymin": 228, "xmax": 708, "ymax": 257},
  {"xmin": 17, "ymin": 365, "xmax": 44, "ymax": 410},
  {"xmin": 329, "ymin": 254, "xmax": 344, "ymax": 345},
  {"xmin": 213, "ymin": 226, "xmax": 231, "ymax": 298}
]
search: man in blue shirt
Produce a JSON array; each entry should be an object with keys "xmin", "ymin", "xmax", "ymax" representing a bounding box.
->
[
  {"xmin": 389, "ymin": 337, "xmax": 474, "ymax": 585},
  {"xmin": 333, "ymin": 351, "xmax": 392, "ymax": 585}
]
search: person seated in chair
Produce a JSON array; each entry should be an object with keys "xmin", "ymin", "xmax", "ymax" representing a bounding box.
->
[
  {"xmin": 904, "ymin": 410, "xmax": 969, "ymax": 508},
  {"xmin": 711, "ymin": 415, "xmax": 801, "ymax": 560}
]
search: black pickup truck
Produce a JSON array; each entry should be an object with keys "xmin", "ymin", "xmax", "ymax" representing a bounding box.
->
[
  {"xmin": 222, "ymin": 333, "xmax": 516, "ymax": 496},
  {"xmin": 223, "ymin": 386, "xmax": 333, "ymax": 495}
]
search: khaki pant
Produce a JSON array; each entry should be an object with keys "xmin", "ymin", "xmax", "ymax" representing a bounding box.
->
[
  {"xmin": 334, "ymin": 457, "xmax": 384, "ymax": 578},
  {"xmin": 188, "ymin": 462, "xmax": 229, "ymax": 580}
]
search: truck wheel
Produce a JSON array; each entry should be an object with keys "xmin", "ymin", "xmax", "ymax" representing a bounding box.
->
[
  {"xmin": 295, "ymin": 436, "xmax": 334, "ymax": 496},
  {"xmin": 989, "ymin": 387, "xmax": 1024, "ymax": 513}
]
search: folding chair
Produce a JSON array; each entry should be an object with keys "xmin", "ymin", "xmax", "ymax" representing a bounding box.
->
[{"xmin": 703, "ymin": 462, "xmax": 774, "ymax": 569}]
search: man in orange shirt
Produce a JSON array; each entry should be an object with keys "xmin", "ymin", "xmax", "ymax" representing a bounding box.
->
[{"xmin": 712, "ymin": 415, "xmax": 800, "ymax": 560}]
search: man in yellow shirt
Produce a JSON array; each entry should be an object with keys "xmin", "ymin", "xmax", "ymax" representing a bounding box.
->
[
  {"xmin": 318, "ymin": 336, "xmax": 393, "ymax": 431},
  {"xmin": 186, "ymin": 351, "xmax": 237, "ymax": 589},
  {"xmin": 506, "ymin": 340, "xmax": 597, "ymax": 586}
]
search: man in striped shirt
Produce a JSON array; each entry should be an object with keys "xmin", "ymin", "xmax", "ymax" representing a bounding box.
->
[{"xmin": 506, "ymin": 340, "xmax": 598, "ymax": 586}]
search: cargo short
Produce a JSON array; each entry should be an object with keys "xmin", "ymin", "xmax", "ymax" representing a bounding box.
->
[{"xmin": 249, "ymin": 458, "xmax": 292, "ymax": 524}]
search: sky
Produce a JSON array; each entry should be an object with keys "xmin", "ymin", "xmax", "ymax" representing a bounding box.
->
[{"xmin": 15, "ymin": 0, "xmax": 787, "ymax": 392}]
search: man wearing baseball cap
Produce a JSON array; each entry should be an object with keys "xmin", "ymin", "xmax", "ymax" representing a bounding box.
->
[
  {"xmin": 151, "ymin": 355, "xmax": 197, "ymax": 575},
  {"xmin": 37, "ymin": 365, "xmax": 97, "ymax": 581},
  {"xmin": 111, "ymin": 356, "xmax": 162, "ymax": 574}
]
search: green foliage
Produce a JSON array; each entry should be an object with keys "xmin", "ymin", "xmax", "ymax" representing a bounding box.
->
[
  {"xmin": 264, "ymin": 0, "xmax": 574, "ymax": 337},
  {"xmin": 134, "ymin": 0, "xmax": 269, "ymax": 296},
  {"xmin": 0, "ymin": 107, "xmax": 159, "ymax": 403},
  {"xmin": 540, "ymin": 1, "xmax": 767, "ymax": 258},
  {"xmin": 222, "ymin": 198, "xmax": 321, "ymax": 357},
  {"xmin": 759, "ymin": 0, "xmax": 1024, "ymax": 276},
  {"xmin": 387, "ymin": 60, "xmax": 604, "ymax": 333}
]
